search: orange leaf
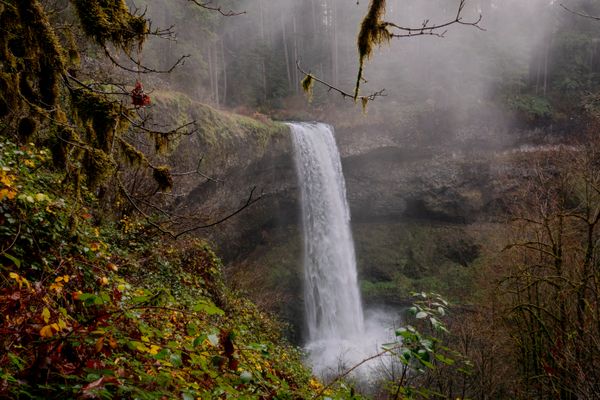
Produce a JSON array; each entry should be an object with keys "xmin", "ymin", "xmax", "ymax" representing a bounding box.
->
[
  {"xmin": 40, "ymin": 325, "xmax": 54, "ymax": 338},
  {"xmin": 95, "ymin": 337, "xmax": 105, "ymax": 353},
  {"xmin": 0, "ymin": 188, "xmax": 17, "ymax": 201}
]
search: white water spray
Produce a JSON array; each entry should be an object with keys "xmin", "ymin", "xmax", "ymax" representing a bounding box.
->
[{"xmin": 289, "ymin": 122, "xmax": 394, "ymax": 378}]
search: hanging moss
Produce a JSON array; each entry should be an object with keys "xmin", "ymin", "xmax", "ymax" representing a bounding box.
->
[
  {"xmin": 50, "ymin": 125, "xmax": 79, "ymax": 168},
  {"xmin": 301, "ymin": 74, "xmax": 314, "ymax": 103},
  {"xmin": 70, "ymin": 0, "xmax": 147, "ymax": 50},
  {"xmin": 153, "ymin": 165, "xmax": 173, "ymax": 192},
  {"xmin": 155, "ymin": 132, "xmax": 169, "ymax": 154},
  {"xmin": 119, "ymin": 138, "xmax": 147, "ymax": 167},
  {"xmin": 361, "ymin": 97, "xmax": 369, "ymax": 114},
  {"xmin": 16, "ymin": 0, "xmax": 65, "ymax": 108},
  {"xmin": 0, "ymin": 72, "xmax": 17, "ymax": 117},
  {"xmin": 84, "ymin": 148, "xmax": 117, "ymax": 189},
  {"xmin": 355, "ymin": 0, "xmax": 391, "ymax": 99},
  {"xmin": 71, "ymin": 89, "xmax": 130, "ymax": 151}
]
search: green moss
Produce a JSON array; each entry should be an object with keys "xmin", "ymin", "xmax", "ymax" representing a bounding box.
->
[
  {"xmin": 119, "ymin": 138, "xmax": 147, "ymax": 167},
  {"xmin": 16, "ymin": 0, "xmax": 65, "ymax": 107},
  {"xmin": 152, "ymin": 91, "xmax": 288, "ymax": 167},
  {"xmin": 71, "ymin": 0, "xmax": 147, "ymax": 50},
  {"xmin": 71, "ymin": 89, "xmax": 130, "ymax": 151},
  {"xmin": 301, "ymin": 74, "xmax": 314, "ymax": 102},
  {"xmin": 84, "ymin": 148, "xmax": 117, "ymax": 188}
]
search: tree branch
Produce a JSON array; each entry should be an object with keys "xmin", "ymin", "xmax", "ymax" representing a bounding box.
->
[
  {"xmin": 560, "ymin": 3, "xmax": 600, "ymax": 21},
  {"xmin": 103, "ymin": 47, "xmax": 189, "ymax": 74},
  {"xmin": 187, "ymin": 0, "xmax": 245, "ymax": 16},
  {"xmin": 296, "ymin": 60, "xmax": 386, "ymax": 102}
]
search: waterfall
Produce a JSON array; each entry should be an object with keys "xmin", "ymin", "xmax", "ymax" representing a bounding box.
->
[{"xmin": 289, "ymin": 122, "xmax": 368, "ymax": 376}]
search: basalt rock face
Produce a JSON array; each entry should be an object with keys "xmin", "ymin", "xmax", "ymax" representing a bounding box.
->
[
  {"xmin": 336, "ymin": 122, "xmax": 522, "ymax": 225},
  {"xmin": 168, "ymin": 124, "xmax": 298, "ymax": 262}
]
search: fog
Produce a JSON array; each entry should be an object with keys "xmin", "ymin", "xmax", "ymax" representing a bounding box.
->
[
  {"xmin": 136, "ymin": 0, "xmax": 565, "ymax": 136},
  {"xmin": 229, "ymin": 1, "xmax": 554, "ymax": 105}
]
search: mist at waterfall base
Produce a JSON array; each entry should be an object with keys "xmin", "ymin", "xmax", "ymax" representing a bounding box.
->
[{"xmin": 289, "ymin": 122, "xmax": 401, "ymax": 380}]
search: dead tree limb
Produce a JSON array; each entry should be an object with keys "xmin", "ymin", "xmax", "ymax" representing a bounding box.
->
[
  {"xmin": 187, "ymin": 0, "xmax": 245, "ymax": 16},
  {"xmin": 560, "ymin": 3, "xmax": 600, "ymax": 21}
]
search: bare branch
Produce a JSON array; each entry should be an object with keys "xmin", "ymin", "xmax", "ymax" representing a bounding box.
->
[
  {"xmin": 170, "ymin": 156, "xmax": 223, "ymax": 183},
  {"xmin": 173, "ymin": 187, "xmax": 264, "ymax": 238},
  {"xmin": 118, "ymin": 176, "xmax": 264, "ymax": 239},
  {"xmin": 103, "ymin": 47, "xmax": 189, "ymax": 74},
  {"xmin": 297, "ymin": 0, "xmax": 483, "ymax": 103},
  {"xmin": 560, "ymin": 3, "xmax": 600, "ymax": 21},
  {"xmin": 120, "ymin": 112, "xmax": 198, "ymax": 137},
  {"xmin": 311, "ymin": 347, "xmax": 398, "ymax": 399},
  {"xmin": 296, "ymin": 60, "xmax": 386, "ymax": 102},
  {"xmin": 385, "ymin": 0, "xmax": 484, "ymax": 37},
  {"xmin": 187, "ymin": 0, "xmax": 246, "ymax": 16}
]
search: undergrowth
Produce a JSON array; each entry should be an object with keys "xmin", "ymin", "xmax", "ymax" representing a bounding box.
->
[{"xmin": 0, "ymin": 139, "xmax": 355, "ymax": 399}]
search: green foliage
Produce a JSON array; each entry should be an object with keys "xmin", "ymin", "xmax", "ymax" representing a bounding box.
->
[
  {"xmin": 381, "ymin": 293, "xmax": 471, "ymax": 399},
  {"xmin": 508, "ymin": 94, "xmax": 553, "ymax": 121}
]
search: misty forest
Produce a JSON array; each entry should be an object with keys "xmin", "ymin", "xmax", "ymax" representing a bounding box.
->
[{"xmin": 3, "ymin": 0, "xmax": 600, "ymax": 399}]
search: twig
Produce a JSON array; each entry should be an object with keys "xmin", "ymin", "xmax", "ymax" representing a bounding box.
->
[
  {"xmin": 0, "ymin": 222, "xmax": 21, "ymax": 256},
  {"xmin": 385, "ymin": 0, "xmax": 484, "ymax": 36},
  {"xmin": 187, "ymin": 0, "xmax": 246, "ymax": 16},
  {"xmin": 312, "ymin": 347, "xmax": 398, "ymax": 399},
  {"xmin": 103, "ymin": 48, "xmax": 189, "ymax": 74},
  {"xmin": 296, "ymin": 60, "xmax": 386, "ymax": 102},
  {"xmin": 173, "ymin": 186, "xmax": 264, "ymax": 238},
  {"xmin": 170, "ymin": 156, "xmax": 223, "ymax": 183},
  {"xmin": 118, "ymin": 176, "xmax": 264, "ymax": 238},
  {"xmin": 560, "ymin": 3, "xmax": 600, "ymax": 20},
  {"xmin": 120, "ymin": 112, "xmax": 197, "ymax": 137}
]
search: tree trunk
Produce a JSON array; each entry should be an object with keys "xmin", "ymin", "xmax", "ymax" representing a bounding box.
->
[
  {"xmin": 221, "ymin": 38, "xmax": 227, "ymax": 106},
  {"xmin": 281, "ymin": 13, "xmax": 292, "ymax": 90}
]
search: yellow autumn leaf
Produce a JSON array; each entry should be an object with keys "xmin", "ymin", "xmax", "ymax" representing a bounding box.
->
[
  {"xmin": 0, "ymin": 173, "xmax": 13, "ymax": 187},
  {"xmin": 49, "ymin": 282, "xmax": 63, "ymax": 293},
  {"xmin": 24, "ymin": 159, "xmax": 35, "ymax": 167},
  {"xmin": 9, "ymin": 272, "xmax": 30, "ymax": 290},
  {"xmin": 34, "ymin": 193, "xmax": 48, "ymax": 202},
  {"xmin": 58, "ymin": 318, "xmax": 68, "ymax": 330},
  {"xmin": 90, "ymin": 242, "xmax": 101, "ymax": 251},
  {"xmin": 0, "ymin": 189, "xmax": 16, "ymax": 201},
  {"xmin": 99, "ymin": 276, "xmax": 109, "ymax": 286},
  {"xmin": 148, "ymin": 345, "xmax": 161, "ymax": 355},
  {"xmin": 42, "ymin": 307, "xmax": 51, "ymax": 323},
  {"xmin": 135, "ymin": 342, "xmax": 149, "ymax": 352},
  {"xmin": 40, "ymin": 325, "xmax": 54, "ymax": 338},
  {"xmin": 62, "ymin": 275, "xmax": 69, "ymax": 283}
]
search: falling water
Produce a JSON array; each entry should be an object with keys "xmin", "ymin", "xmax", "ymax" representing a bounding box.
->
[{"xmin": 289, "ymin": 122, "xmax": 371, "ymax": 376}]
